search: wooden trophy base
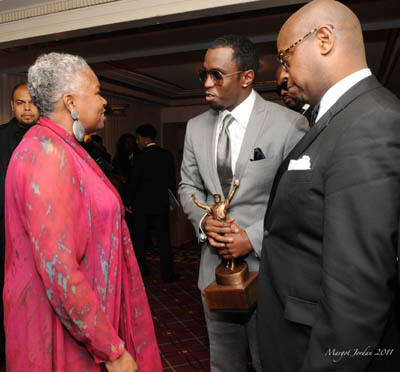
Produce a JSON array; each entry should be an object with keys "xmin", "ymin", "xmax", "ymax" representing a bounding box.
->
[{"xmin": 204, "ymin": 261, "xmax": 258, "ymax": 312}]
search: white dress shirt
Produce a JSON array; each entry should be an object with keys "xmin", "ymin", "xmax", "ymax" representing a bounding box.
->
[
  {"xmin": 316, "ymin": 68, "xmax": 372, "ymax": 122},
  {"xmin": 215, "ymin": 89, "xmax": 256, "ymax": 172},
  {"xmin": 199, "ymin": 89, "xmax": 256, "ymax": 240}
]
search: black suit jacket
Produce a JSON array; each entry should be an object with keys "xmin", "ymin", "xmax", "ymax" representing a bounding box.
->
[
  {"xmin": 128, "ymin": 144, "xmax": 176, "ymax": 214},
  {"xmin": 258, "ymin": 75, "xmax": 400, "ymax": 372},
  {"xmin": 299, "ymin": 104, "xmax": 313, "ymax": 122}
]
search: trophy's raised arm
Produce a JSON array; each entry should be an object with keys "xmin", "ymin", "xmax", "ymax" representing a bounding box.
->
[{"xmin": 192, "ymin": 179, "xmax": 258, "ymax": 311}]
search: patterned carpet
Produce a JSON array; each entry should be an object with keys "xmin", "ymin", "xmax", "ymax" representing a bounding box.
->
[
  {"xmin": 144, "ymin": 242, "xmax": 211, "ymax": 371},
  {"xmin": 0, "ymin": 241, "xmax": 256, "ymax": 371},
  {"xmin": 144, "ymin": 241, "xmax": 257, "ymax": 372}
]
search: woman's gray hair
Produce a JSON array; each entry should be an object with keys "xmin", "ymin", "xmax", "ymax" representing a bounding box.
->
[{"xmin": 28, "ymin": 52, "xmax": 90, "ymax": 117}]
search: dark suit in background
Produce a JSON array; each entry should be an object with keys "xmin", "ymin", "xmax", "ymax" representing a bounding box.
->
[
  {"xmin": 276, "ymin": 65, "xmax": 313, "ymax": 123},
  {"xmin": 298, "ymin": 104, "xmax": 312, "ymax": 122},
  {"xmin": 129, "ymin": 144, "xmax": 177, "ymax": 282}
]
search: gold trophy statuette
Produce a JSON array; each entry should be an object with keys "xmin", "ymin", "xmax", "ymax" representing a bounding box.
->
[{"xmin": 192, "ymin": 179, "xmax": 258, "ymax": 311}]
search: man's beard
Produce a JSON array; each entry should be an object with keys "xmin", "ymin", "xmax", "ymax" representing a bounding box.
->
[
  {"xmin": 209, "ymin": 102, "xmax": 224, "ymax": 111},
  {"xmin": 16, "ymin": 118, "xmax": 38, "ymax": 129},
  {"xmin": 293, "ymin": 96, "xmax": 307, "ymax": 112}
]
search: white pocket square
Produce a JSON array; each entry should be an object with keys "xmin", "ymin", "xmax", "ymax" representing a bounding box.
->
[{"xmin": 288, "ymin": 155, "xmax": 311, "ymax": 170}]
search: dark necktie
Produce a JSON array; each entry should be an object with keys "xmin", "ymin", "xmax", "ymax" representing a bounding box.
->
[
  {"xmin": 309, "ymin": 103, "xmax": 320, "ymax": 128},
  {"xmin": 217, "ymin": 114, "xmax": 234, "ymax": 198}
]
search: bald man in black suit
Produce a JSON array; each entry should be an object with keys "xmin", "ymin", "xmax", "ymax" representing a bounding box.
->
[{"xmin": 258, "ymin": 1, "xmax": 400, "ymax": 371}]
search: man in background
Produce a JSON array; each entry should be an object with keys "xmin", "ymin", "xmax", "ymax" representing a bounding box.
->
[
  {"xmin": 258, "ymin": 1, "xmax": 400, "ymax": 371},
  {"xmin": 0, "ymin": 82, "xmax": 39, "ymax": 363},
  {"xmin": 179, "ymin": 34, "xmax": 307, "ymax": 372},
  {"xmin": 276, "ymin": 65, "xmax": 312, "ymax": 120},
  {"xmin": 84, "ymin": 134, "xmax": 113, "ymax": 177},
  {"xmin": 128, "ymin": 123, "xmax": 179, "ymax": 283}
]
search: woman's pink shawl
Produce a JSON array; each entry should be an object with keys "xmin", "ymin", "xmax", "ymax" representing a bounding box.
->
[{"xmin": 3, "ymin": 117, "xmax": 162, "ymax": 371}]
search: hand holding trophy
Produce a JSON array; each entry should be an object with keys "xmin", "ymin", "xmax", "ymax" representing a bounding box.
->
[
  {"xmin": 192, "ymin": 179, "xmax": 239, "ymax": 271},
  {"xmin": 192, "ymin": 179, "xmax": 258, "ymax": 311}
]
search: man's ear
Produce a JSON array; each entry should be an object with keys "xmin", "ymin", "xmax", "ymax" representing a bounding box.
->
[
  {"xmin": 62, "ymin": 93, "xmax": 75, "ymax": 113},
  {"xmin": 10, "ymin": 100, "xmax": 14, "ymax": 112},
  {"xmin": 242, "ymin": 69, "xmax": 255, "ymax": 88},
  {"xmin": 317, "ymin": 24, "xmax": 335, "ymax": 56}
]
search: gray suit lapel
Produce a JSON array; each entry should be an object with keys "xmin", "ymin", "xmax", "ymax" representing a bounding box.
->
[
  {"xmin": 234, "ymin": 93, "xmax": 266, "ymax": 181},
  {"xmin": 206, "ymin": 110, "xmax": 224, "ymax": 195}
]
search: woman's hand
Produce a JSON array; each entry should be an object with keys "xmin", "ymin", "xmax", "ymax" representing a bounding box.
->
[{"xmin": 105, "ymin": 350, "xmax": 138, "ymax": 372}]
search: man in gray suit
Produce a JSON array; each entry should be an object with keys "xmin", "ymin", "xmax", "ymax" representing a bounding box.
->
[{"xmin": 179, "ymin": 35, "xmax": 308, "ymax": 372}]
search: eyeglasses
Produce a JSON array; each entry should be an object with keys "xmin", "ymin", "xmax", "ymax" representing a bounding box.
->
[
  {"xmin": 198, "ymin": 68, "xmax": 243, "ymax": 85},
  {"xmin": 275, "ymin": 80, "xmax": 288, "ymax": 96},
  {"xmin": 277, "ymin": 27, "xmax": 318, "ymax": 71}
]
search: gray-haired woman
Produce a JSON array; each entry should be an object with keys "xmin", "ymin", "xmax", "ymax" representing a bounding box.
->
[{"xmin": 3, "ymin": 52, "xmax": 162, "ymax": 372}]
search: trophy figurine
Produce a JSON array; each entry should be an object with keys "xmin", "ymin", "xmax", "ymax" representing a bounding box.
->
[{"xmin": 192, "ymin": 179, "xmax": 258, "ymax": 311}]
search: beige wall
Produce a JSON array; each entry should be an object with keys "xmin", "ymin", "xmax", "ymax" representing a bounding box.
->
[
  {"xmin": 161, "ymin": 105, "xmax": 208, "ymax": 125},
  {"xmin": 100, "ymin": 94, "xmax": 162, "ymax": 157}
]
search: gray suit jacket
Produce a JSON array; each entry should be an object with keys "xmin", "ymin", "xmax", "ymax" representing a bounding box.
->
[{"xmin": 179, "ymin": 92, "xmax": 308, "ymax": 291}]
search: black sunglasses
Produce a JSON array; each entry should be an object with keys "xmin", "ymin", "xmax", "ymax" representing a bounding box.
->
[
  {"xmin": 198, "ymin": 68, "xmax": 242, "ymax": 85},
  {"xmin": 275, "ymin": 80, "xmax": 288, "ymax": 96}
]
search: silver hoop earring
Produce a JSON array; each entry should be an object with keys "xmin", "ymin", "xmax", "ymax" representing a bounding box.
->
[{"xmin": 71, "ymin": 108, "xmax": 85, "ymax": 142}]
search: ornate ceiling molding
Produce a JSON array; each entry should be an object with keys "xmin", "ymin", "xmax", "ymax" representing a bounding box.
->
[
  {"xmin": 0, "ymin": 0, "xmax": 306, "ymax": 47},
  {"xmin": 0, "ymin": 0, "xmax": 120, "ymax": 24}
]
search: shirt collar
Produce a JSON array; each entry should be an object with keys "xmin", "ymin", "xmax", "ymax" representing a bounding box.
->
[
  {"xmin": 316, "ymin": 68, "xmax": 372, "ymax": 122},
  {"xmin": 146, "ymin": 142, "xmax": 156, "ymax": 148},
  {"xmin": 219, "ymin": 89, "xmax": 256, "ymax": 129}
]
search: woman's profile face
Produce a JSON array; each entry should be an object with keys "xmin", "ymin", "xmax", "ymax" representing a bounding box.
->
[{"xmin": 74, "ymin": 68, "xmax": 107, "ymax": 134}]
